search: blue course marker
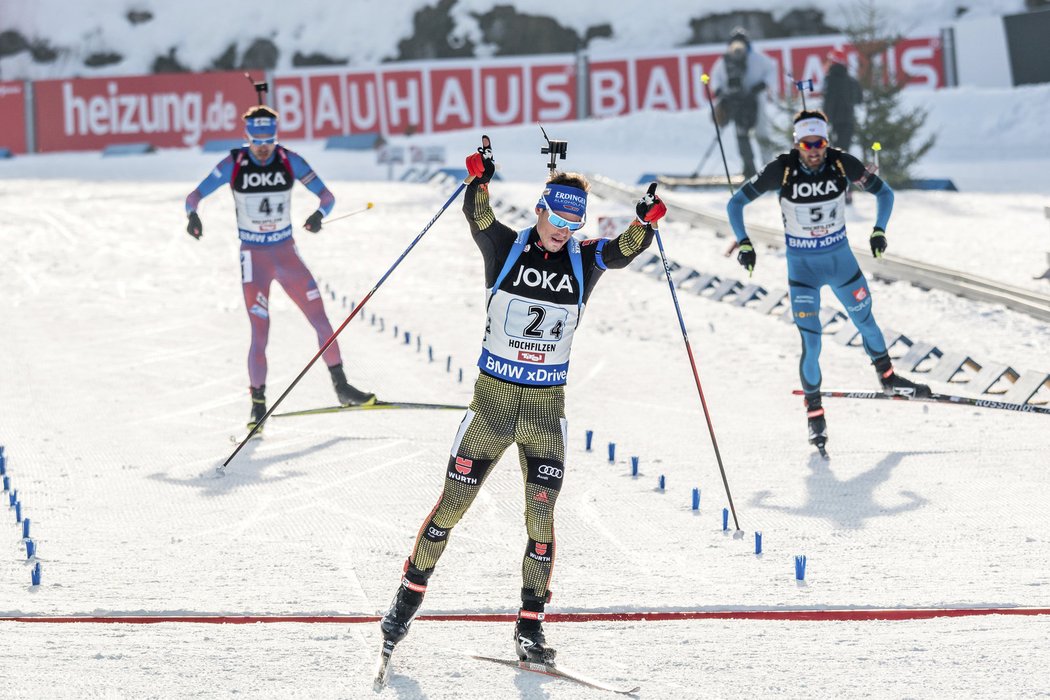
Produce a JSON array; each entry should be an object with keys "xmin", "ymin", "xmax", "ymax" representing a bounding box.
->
[{"xmin": 795, "ymin": 555, "xmax": 807, "ymax": 580}]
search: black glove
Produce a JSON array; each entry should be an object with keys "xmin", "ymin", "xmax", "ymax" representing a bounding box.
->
[
  {"xmin": 749, "ymin": 81, "xmax": 768, "ymax": 96},
  {"xmin": 635, "ymin": 182, "xmax": 667, "ymax": 224},
  {"xmin": 186, "ymin": 211, "xmax": 202, "ymax": 239},
  {"xmin": 870, "ymin": 227, "xmax": 887, "ymax": 258},
  {"xmin": 303, "ymin": 210, "xmax": 324, "ymax": 233},
  {"xmin": 465, "ymin": 135, "xmax": 494, "ymax": 184},
  {"xmin": 736, "ymin": 237, "xmax": 756, "ymax": 273}
]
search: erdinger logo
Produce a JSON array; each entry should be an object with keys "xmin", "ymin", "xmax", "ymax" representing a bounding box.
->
[
  {"xmin": 241, "ymin": 172, "xmax": 287, "ymax": 188},
  {"xmin": 518, "ymin": 351, "xmax": 545, "ymax": 363},
  {"xmin": 454, "ymin": 456, "xmax": 473, "ymax": 474},
  {"xmin": 853, "ymin": 286, "xmax": 869, "ymax": 302},
  {"xmin": 537, "ymin": 464, "xmax": 563, "ymax": 479}
]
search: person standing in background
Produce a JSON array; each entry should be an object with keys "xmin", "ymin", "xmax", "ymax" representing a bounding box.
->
[
  {"xmin": 821, "ymin": 50, "xmax": 864, "ymax": 203},
  {"xmin": 709, "ymin": 27, "xmax": 777, "ymax": 178}
]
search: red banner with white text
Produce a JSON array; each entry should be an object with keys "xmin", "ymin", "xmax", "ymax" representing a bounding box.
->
[
  {"xmin": 32, "ymin": 72, "xmax": 249, "ymax": 152},
  {"xmin": 0, "ymin": 81, "xmax": 28, "ymax": 153},
  {"xmin": 25, "ymin": 36, "xmax": 942, "ymax": 151}
]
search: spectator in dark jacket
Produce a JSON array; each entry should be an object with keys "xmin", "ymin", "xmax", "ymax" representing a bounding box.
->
[{"xmin": 821, "ymin": 50, "xmax": 863, "ymax": 152}]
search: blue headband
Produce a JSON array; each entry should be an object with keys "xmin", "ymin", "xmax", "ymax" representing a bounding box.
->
[
  {"xmin": 245, "ymin": 116, "xmax": 277, "ymax": 137},
  {"xmin": 536, "ymin": 184, "xmax": 587, "ymax": 217}
]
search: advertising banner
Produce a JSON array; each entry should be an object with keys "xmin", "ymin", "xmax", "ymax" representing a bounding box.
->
[
  {"xmin": 0, "ymin": 81, "xmax": 28, "ymax": 153},
  {"xmin": 33, "ymin": 71, "xmax": 249, "ymax": 152}
]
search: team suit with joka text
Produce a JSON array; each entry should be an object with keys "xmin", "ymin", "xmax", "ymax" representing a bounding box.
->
[
  {"xmin": 401, "ymin": 177, "xmax": 655, "ymax": 612},
  {"xmin": 728, "ymin": 146, "xmax": 894, "ymax": 395},
  {"xmin": 185, "ymin": 145, "xmax": 341, "ymax": 389}
]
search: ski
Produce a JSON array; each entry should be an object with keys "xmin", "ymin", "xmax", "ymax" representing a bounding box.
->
[
  {"xmin": 273, "ymin": 401, "xmax": 468, "ymax": 418},
  {"xmin": 793, "ymin": 389, "xmax": 1050, "ymax": 415},
  {"xmin": 373, "ymin": 640, "xmax": 396, "ymax": 692},
  {"xmin": 471, "ymin": 654, "xmax": 640, "ymax": 695},
  {"xmin": 228, "ymin": 431, "xmax": 264, "ymax": 444}
]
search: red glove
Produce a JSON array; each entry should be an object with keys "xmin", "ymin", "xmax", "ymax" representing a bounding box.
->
[
  {"xmin": 635, "ymin": 182, "xmax": 666, "ymax": 224},
  {"xmin": 465, "ymin": 136, "xmax": 494, "ymax": 183}
]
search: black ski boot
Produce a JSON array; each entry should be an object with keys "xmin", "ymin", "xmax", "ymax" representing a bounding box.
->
[
  {"xmin": 514, "ymin": 591, "xmax": 556, "ymax": 664},
  {"xmin": 328, "ymin": 363, "xmax": 375, "ymax": 406},
  {"xmin": 874, "ymin": 356, "xmax": 931, "ymax": 398},
  {"xmin": 248, "ymin": 385, "xmax": 266, "ymax": 431},
  {"xmin": 380, "ymin": 562, "xmax": 431, "ymax": 644},
  {"xmin": 804, "ymin": 392, "xmax": 828, "ymax": 456}
]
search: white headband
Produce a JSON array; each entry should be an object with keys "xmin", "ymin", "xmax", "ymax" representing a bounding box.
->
[{"xmin": 793, "ymin": 118, "xmax": 829, "ymax": 142}]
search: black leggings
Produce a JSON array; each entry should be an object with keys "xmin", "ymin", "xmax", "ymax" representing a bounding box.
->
[{"xmin": 408, "ymin": 372, "xmax": 566, "ymax": 598}]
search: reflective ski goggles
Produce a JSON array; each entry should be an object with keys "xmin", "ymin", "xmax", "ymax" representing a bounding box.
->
[
  {"xmin": 542, "ymin": 196, "xmax": 586, "ymax": 231},
  {"xmin": 248, "ymin": 135, "xmax": 277, "ymax": 146},
  {"xmin": 798, "ymin": 137, "xmax": 828, "ymax": 151}
]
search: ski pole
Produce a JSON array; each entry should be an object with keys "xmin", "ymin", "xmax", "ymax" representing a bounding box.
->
[
  {"xmin": 790, "ymin": 76, "xmax": 813, "ymax": 111},
  {"xmin": 221, "ymin": 175, "xmax": 475, "ymax": 472},
  {"xmin": 700, "ymin": 74, "xmax": 735, "ymax": 197},
  {"xmin": 647, "ymin": 182, "xmax": 742, "ymax": 531},
  {"xmin": 691, "ymin": 134, "xmax": 720, "ymax": 178},
  {"xmin": 702, "ymin": 75, "xmax": 748, "ymax": 264},
  {"xmin": 324, "ymin": 202, "xmax": 375, "ymax": 225}
]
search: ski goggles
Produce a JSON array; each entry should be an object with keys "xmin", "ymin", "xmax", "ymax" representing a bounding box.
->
[
  {"xmin": 542, "ymin": 197, "xmax": 586, "ymax": 231},
  {"xmin": 248, "ymin": 135, "xmax": 277, "ymax": 146},
  {"xmin": 798, "ymin": 137, "xmax": 828, "ymax": 151}
]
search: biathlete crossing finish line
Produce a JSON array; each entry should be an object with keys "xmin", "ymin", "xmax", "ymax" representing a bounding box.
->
[
  {"xmin": 726, "ymin": 108, "xmax": 930, "ymax": 459},
  {"xmin": 184, "ymin": 103, "xmax": 375, "ymax": 436},
  {"xmin": 373, "ymin": 134, "xmax": 666, "ymax": 692}
]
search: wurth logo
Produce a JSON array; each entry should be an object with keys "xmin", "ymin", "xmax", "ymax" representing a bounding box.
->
[
  {"xmin": 454, "ymin": 456, "xmax": 473, "ymax": 475},
  {"xmin": 241, "ymin": 172, "xmax": 288, "ymax": 189},
  {"xmin": 535, "ymin": 543, "xmax": 548, "ymax": 556}
]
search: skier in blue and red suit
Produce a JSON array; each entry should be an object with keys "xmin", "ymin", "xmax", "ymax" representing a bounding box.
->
[
  {"xmin": 726, "ymin": 109, "xmax": 930, "ymax": 451},
  {"xmin": 184, "ymin": 105, "xmax": 373, "ymax": 430}
]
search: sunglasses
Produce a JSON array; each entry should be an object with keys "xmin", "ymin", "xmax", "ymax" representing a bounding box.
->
[
  {"xmin": 249, "ymin": 135, "xmax": 277, "ymax": 146},
  {"xmin": 542, "ymin": 197, "xmax": 586, "ymax": 231},
  {"xmin": 798, "ymin": 137, "xmax": 828, "ymax": 151}
]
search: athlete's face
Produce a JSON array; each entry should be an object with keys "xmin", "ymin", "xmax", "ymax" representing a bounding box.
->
[
  {"xmin": 535, "ymin": 207, "xmax": 582, "ymax": 252},
  {"xmin": 248, "ymin": 133, "xmax": 277, "ymax": 162},
  {"xmin": 797, "ymin": 136, "xmax": 828, "ymax": 169}
]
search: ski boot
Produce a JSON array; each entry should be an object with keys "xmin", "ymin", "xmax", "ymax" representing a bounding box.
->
[
  {"xmin": 804, "ymin": 392, "xmax": 828, "ymax": 458},
  {"xmin": 247, "ymin": 385, "xmax": 266, "ymax": 431},
  {"xmin": 380, "ymin": 562, "xmax": 431, "ymax": 644},
  {"xmin": 328, "ymin": 363, "xmax": 376, "ymax": 407},
  {"xmin": 514, "ymin": 591, "xmax": 556, "ymax": 664},
  {"xmin": 874, "ymin": 356, "xmax": 931, "ymax": 398}
]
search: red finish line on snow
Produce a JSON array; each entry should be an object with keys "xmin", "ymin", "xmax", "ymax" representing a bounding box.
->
[{"xmin": 6, "ymin": 608, "xmax": 1050, "ymax": 624}]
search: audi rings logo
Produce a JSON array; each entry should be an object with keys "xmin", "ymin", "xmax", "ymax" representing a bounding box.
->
[
  {"xmin": 538, "ymin": 464, "xmax": 563, "ymax": 479},
  {"xmin": 427, "ymin": 526, "xmax": 447, "ymax": 538}
]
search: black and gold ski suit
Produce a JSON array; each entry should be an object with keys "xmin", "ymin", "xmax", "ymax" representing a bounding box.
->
[{"xmin": 403, "ymin": 180, "xmax": 654, "ymax": 602}]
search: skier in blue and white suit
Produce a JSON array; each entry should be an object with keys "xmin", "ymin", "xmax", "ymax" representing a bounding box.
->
[{"xmin": 726, "ymin": 109, "xmax": 929, "ymax": 450}]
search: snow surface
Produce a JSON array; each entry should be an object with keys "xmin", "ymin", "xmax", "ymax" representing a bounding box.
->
[
  {"xmin": 1, "ymin": 86, "xmax": 1049, "ymax": 696},
  {"xmin": 0, "ymin": 0, "xmax": 1029, "ymax": 80}
]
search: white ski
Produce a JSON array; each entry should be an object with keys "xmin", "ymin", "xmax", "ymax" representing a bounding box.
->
[{"xmin": 471, "ymin": 653, "xmax": 640, "ymax": 695}]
